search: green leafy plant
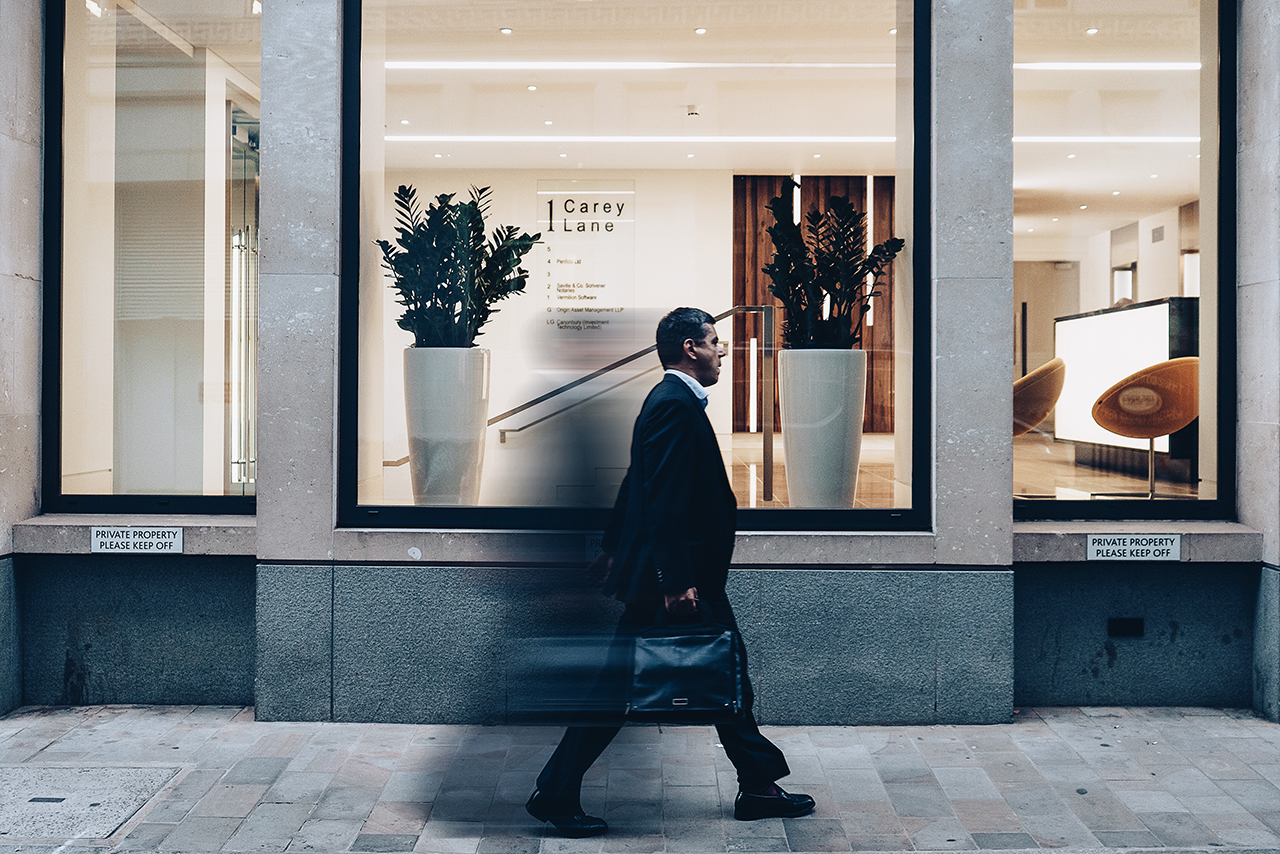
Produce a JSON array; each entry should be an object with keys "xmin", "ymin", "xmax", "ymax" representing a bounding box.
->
[
  {"xmin": 376, "ymin": 184, "xmax": 541, "ymax": 348},
  {"xmin": 763, "ymin": 181, "xmax": 905, "ymax": 349}
]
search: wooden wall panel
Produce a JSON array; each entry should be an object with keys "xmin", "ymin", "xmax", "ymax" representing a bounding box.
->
[
  {"xmin": 731, "ymin": 176, "xmax": 897, "ymax": 435},
  {"xmin": 869, "ymin": 177, "xmax": 896, "ymax": 433},
  {"xmin": 731, "ymin": 176, "xmax": 787, "ymax": 433}
]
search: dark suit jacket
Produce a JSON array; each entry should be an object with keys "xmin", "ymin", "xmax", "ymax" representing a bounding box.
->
[{"xmin": 601, "ymin": 373, "xmax": 738, "ymax": 603}]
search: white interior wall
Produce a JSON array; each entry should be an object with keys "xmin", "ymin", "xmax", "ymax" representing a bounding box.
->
[
  {"xmin": 1137, "ymin": 207, "xmax": 1182, "ymax": 301},
  {"xmin": 1080, "ymin": 230, "xmax": 1111, "ymax": 312},
  {"xmin": 60, "ymin": 6, "xmax": 116, "ymax": 493},
  {"xmin": 374, "ymin": 168, "xmax": 733, "ymax": 506},
  {"xmin": 112, "ymin": 30, "xmax": 205, "ymax": 494},
  {"xmin": 1014, "ymin": 262, "xmax": 1079, "ymax": 373},
  {"xmin": 358, "ymin": 30, "xmax": 387, "ymax": 500}
]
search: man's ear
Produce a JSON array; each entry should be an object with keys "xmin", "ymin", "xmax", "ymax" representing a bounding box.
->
[{"xmin": 682, "ymin": 338, "xmax": 698, "ymax": 360}]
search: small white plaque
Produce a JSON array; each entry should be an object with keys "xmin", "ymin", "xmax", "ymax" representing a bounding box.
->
[
  {"xmin": 91, "ymin": 526, "xmax": 184, "ymax": 554},
  {"xmin": 1087, "ymin": 534, "xmax": 1180, "ymax": 561},
  {"xmin": 585, "ymin": 533, "xmax": 604, "ymax": 562}
]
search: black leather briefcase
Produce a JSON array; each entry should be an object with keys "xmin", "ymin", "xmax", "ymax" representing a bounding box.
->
[{"xmin": 627, "ymin": 603, "xmax": 745, "ymax": 724}]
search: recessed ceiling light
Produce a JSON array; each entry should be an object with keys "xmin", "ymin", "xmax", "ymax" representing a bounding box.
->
[
  {"xmin": 889, "ymin": 28, "xmax": 897, "ymax": 35},
  {"xmin": 813, "ymin": 153, "xmax": 821, "ymax": 158},
  {"xmin": 1196, "ymin": 154, "xmax": 1201, "ymax": 158},
  {"xmin": 1067, "ymin": 154, "xmax": 1076, "ymax": 159},
  {"xmin": 694, "ymin": 27, "xmax": 707, "ymax": 35},
  {"xmin": 687, "ymin": 153, "xmax": 695, "ymax": 158},
  {"xmin": 1086, "ymin": 27, "xmax": 1099, "ymax": 35},
  {"xmin": 400, "ymin": 119, "xmax": 410, "ymax": 125},
  {"xmin": 1027, "ymin": 228, "xmax": 1035, "ymax": 233},
  {"xmin": 544, "ymin": 120, "xmax": 553, "ymax": 125},
  {"xmin": 1112, "ymin": 190, "xmax": 1120, "ymax": 195},
  {"xmin": 251, "ymin": 0, "xmax": 261, "ymax": 14},
  {"xmin": 559, "ymin": 153, "xmax": 567, "ymax": 158},
  {"xmin": 1150, "ymin": 173, "xmax": 1158, "ymax": 178},
  {"xmin": 499, "ymin": 27, "xmax": 513, "ymax": 34},
  {"xmin": 1052, "ymin": 217, "xmax": 1060, "ymax": 222},
  {"xmin": 1079, "ymin": 204, "xmax": 1088, "ymax": 210},
  {"xmin": 433, "ymin": 153, "xmax": 442, "ymax": 158},
  {"xmin": 527, "ymin": 85, "xmax": 537, "ymax": 91},
  {"xmin": 86, "ymin": 0, "xmax": 103, "ymax": 15}
]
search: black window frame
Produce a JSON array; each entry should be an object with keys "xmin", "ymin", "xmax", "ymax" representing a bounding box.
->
[
  {"xmin": 1012, "ymin": 0, "xmax": 1238, "ymax": 522},
  {"xmin": 40, "ymin": 0, "xmax": 257, "ymax": 515},
  {"xmin": 337, "ymin": 0, "xmax": 934, "ymax": 531}
]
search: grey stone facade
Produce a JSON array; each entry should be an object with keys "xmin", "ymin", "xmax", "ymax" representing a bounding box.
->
[
  {"xmin": 253, "ymin": 566, "xmax": 1012, "ymax": 725},
  {"xmin": 17, "ymin": 555, "xmax": 255, "ymax": 706},
  {"xmin": 0, "ymin": 0, "xmax": 1278, "ymax": 723}
]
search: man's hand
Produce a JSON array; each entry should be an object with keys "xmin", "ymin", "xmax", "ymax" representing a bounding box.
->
[
  {"xmin": 664, "ymin": 586, "xmax": 699, "ymax": 616},
  {"xmin": 586, "ymin": 552, "xmax": 613, "ymax": 588}
]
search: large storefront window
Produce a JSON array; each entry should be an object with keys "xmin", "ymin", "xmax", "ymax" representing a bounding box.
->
[
  {"xmin": 348, "ymin": 0, "xmax": 925, "ymax": 527},
  {"xmin": 1011, "ymin": 0, "xmax": 1230, "ymax": 514},
  {"xmin": 51, "ymin": 0, "xmax": 260, "ymax": 508}
]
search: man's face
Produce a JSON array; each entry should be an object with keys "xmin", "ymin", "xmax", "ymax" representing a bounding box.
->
[{"xmin": 687, "ymin": 323, "xmax": 725, "ymax": 387}]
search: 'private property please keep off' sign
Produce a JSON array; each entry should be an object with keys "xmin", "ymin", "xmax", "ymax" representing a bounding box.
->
[
  {"xmin": 91, "ymin": 527, "xmax": 183, "ymax": 553},
  {"xmin": 1086, "ymin": 534, "xmax": 1180, "ymax": 561}
]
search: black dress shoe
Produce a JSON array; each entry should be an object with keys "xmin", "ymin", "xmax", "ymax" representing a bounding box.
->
[
  {"xmin": 734, "ymin": 785, "xmax": 816, "ymax": 820},
  {"xmin": 525, "ymin": 790, "xmax": 608, "ymax": 838}
]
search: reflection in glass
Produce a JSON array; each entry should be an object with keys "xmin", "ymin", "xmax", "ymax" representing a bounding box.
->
[{"xmin": 1012, "ymin": 0, "xmax": 1216, "ymax": 502}]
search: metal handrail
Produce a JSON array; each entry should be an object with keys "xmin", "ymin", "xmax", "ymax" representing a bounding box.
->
[{"xmin": 489, "ymin": 305, "xmax": 775, "ymax": 500}]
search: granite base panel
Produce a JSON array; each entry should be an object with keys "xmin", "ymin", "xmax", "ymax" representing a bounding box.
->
[
  {"xmin": 1256, "ymin": 564, "xmax": 1280, "ymax": 721},
  {"xmin": 16, "ymin": 554, "xmax": 255, "ymax": 706},
  {"xmin": 0, "ymin": 557, "xmax": 20, "ymax": 715},
  {"xmin": 255, "ymin": 565, "xmax": 1015, "ymax": 725},
  {"xmin": 1014, "ymin": 563, "xmax": 1258, "ymax": 708}
]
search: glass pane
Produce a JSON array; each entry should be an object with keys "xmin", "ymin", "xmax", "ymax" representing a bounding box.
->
[
  {"xmin": 61, "ymin": 0, "xmax": 261, "ymax": 495},
  {"xmin": 359, "ymin": 0, "xmax": 915, "ymax": 512},
  {"xmin": 1012, "ymin": 0, "xmax": 1217, "ymax": 502}
]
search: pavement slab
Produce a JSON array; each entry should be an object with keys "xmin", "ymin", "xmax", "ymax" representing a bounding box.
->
[{"xmin": 1, "ymin": 706, "xmax": 1279, "ymax": 852}]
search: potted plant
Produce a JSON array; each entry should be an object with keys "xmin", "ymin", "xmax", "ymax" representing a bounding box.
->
[
  {"xmin": 762, "ymin": 181, "xmax": 904, "ymax": 507},
  {"xmin": 377, "ymin": 184, "xmax": 540, "ymax": 504}
]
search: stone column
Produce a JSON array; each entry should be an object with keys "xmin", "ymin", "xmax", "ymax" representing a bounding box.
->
[
  {"xmin": 0, "ymin": 0, "xmax": 44, "ymax": 713},
  {"xmin": 256, "ymin": 0, "xmax": 344, "ymax": 719},
  {"xmin": 931, "ymin": 0, "xmax": 1014, "ymax": 564},
  {"xmin": 1236, "ymin": 0, "xmax": 1280, "ymax": 721}
]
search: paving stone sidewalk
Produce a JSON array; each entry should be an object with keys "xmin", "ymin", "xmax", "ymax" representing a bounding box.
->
[{"xmin": 1, "ymin": 705, "xmax": 1279, "ymax": 853}]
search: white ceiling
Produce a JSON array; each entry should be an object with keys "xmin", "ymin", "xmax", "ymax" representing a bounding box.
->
[{"xmin": 367, "ymin": 0, "xmax": 1209, "ymax": 260}]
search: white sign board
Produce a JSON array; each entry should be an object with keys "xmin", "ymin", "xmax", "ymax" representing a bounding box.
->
[
  {"xmin": 536, "ymin": 179, "xmax": 635, "ymax": 341},
  {"xmin": 1086, "ymin": 534, "xmax": 1180, "ymax": 561},
  {"xmin": 91, "ymin": 527, "xmax": 184, "ymax": 553},
  {"xmin": 1054, "ymin": 302, "xmax": 1171, "ymax": 452}
]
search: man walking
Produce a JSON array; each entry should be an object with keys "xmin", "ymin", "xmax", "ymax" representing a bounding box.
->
[{"xmin": 526, "ymin": 307, "xmax": 815, "ymax": 838}]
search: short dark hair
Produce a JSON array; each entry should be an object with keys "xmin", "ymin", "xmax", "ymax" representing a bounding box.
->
[{"xmin": 656, "ymin": 307, "xmax": 715, "ymax": 368}]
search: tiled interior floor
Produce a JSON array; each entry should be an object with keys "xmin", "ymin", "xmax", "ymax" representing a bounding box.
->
[
  {"xmin": 367, "ymin": 430, "xmax": 1206, "ymax": 511},
  {"xmin": 725, "ymin": 433, "xmax": 900, "ymax": 510},
  {"xmin": 1012, "ymin": 433, "xmax": 1200, "ymax": 501},
  {"xmin": 2, "ymin": 705, "xmax": 1279, "ymax": 852}
]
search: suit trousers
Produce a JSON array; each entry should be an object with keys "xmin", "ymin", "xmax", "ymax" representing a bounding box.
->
[{"xmin": 535, "ymin": 590, "xmax": 790, "ymax": 802}]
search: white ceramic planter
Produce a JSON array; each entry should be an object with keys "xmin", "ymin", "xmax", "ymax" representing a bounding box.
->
[
  {"xmin": 404, "ymin": 347, "xmax": 490, "ymax": 505},
  {"xmin": 778, "ymin": 348, "xmax": 868, "ymax": 508}
]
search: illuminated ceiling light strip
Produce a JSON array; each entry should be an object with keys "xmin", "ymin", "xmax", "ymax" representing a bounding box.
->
[
  {"xmin": 386, "ymin": 60, "xmax": 893, "ymax": 70},
  {"xmin": 1013, "ymin": 136, "xmax": 1200, "ymax": 143},
  {"xmin": 386, "ymin": 134, "xmax": 896, "ymax": 143},
  {"xmin": 1014, "ymin": 62, "xmax": 1201, "ymax": 71}
]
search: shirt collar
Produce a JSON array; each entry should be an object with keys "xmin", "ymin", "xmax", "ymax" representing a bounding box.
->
[{"xmin": 664, "ymin": 368, "xmax": 710, "ymax": 408}]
